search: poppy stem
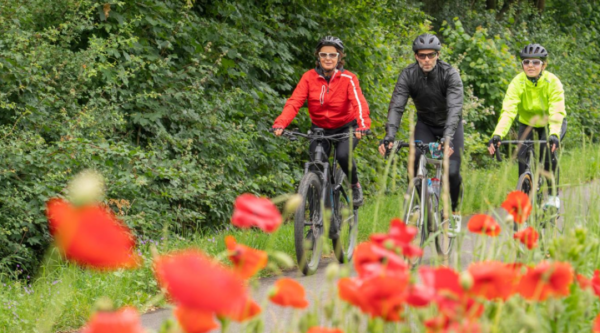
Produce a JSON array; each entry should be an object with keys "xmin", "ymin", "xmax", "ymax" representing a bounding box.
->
[{"xmin": 492, "ymin": 301, "xmax": 505, "ymax": 333}]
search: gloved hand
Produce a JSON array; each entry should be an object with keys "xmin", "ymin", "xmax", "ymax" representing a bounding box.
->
[
  {"xmin": 548, "ymin": 134, "xmax": 560, "ymax": 152},
  {"xmin": 440, "ymin": 138, "xmax": 454, "ymax": 157},
  {"xmin": 488, "ymin": 135, "xmax": 501, "ymax": 155},
  {"xmin": 379, "ymin": 136, "xmax": 395, "ymax": 157},
  {"xmin": 355, "ymin": 129, "xmax": 370, "ymax": 139}
]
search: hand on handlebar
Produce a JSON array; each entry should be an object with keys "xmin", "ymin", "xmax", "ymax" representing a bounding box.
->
[
  {"xmin": 548, "ymin": 134, "xmax": 559, "ymax": 153},
  {"xmin": 378, "ymin": 137, "xmax": 394, "ymax": 157},
  {"xmin": 273, "ymin": 127, "xmax": 284, "ymax": 136},
  {"xmin": 487, "ymin": 135, "xmax": 501, "ymax": 155},
  {"xmin": 355, "ymin": 129, "xmax": 370, "ymax": 140}
]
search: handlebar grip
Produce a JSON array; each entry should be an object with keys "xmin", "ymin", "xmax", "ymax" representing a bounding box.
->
[
  {"xmin": 495, "ymin": 145, "xmax": 502, "ymax": 162},
  {"xmin": 383, "ymin": 140, "xmax": 391, "ymax": 159}
]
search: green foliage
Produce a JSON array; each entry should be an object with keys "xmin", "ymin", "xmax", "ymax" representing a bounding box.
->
[
  {"xmin": 441, "ymin": 19, "xmax": 519, "ymax": 131},
  {"xmin": 0, "ymin": 0, "xmax": 425, "ymax": 275}
]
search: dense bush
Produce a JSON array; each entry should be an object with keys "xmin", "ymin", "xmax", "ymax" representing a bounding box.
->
[{"xmin": 0, "ymin": 0, "xmax": 425, "ymax": 275}]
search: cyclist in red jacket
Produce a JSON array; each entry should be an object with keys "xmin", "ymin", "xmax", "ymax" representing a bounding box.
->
[{"xmin": 273, "ymin": 36, "xmax": 371, "ymax": 206}]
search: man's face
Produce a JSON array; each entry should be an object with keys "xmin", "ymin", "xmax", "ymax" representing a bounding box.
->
[{"xmin": 415, "ymin": 49, "xmax": 438, "ymax": 72}]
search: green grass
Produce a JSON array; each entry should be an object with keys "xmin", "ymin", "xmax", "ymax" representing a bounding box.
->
[{"xmin": 1, "ymin": 143, "xmax": 600, "ymax": 332}]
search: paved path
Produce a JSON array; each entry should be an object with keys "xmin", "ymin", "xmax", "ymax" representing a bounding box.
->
[{"xmin": 138, "ymin": 181, "xmax": 598, "ymax": 333}]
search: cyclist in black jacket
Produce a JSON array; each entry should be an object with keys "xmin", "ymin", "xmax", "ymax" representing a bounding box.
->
[{"xmin": 379, "ymin": 33, "xmax": 464, "ymax": 234}]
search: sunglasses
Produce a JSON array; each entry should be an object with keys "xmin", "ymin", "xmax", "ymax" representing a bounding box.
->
[
  {"xmin": 416, "ymin": 52, "xmax": 438, "ymax": 60},
  {"xmin": 522, "ymin": 59, "xmax": 543, "ymax": 66},
  {"xmin": 319, "ymin": 52, "xmax": 340, "ymax": 59}
]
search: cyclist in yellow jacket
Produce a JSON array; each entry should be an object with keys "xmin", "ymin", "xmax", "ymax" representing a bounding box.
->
[{"xmin": 488, "ymin": 43, "xmax": 567, "ymax": 209}]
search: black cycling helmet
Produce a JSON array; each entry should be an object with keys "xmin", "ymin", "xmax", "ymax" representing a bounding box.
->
[
  {"xmin": 412, "ymin": 33, "xmax": 442, "ymax": 52},
  {"xmin": 519, "ymin": 43, "xmax": 548, "ymax": 59},
  {"xmin": 315, "ymin": 36, "xmax": 344, "ymax": 53}
]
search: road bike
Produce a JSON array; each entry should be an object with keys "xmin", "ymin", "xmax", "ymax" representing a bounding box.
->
[{"xmin": 394, "ymin": 140, "xmax": 457, "ymax": 265}]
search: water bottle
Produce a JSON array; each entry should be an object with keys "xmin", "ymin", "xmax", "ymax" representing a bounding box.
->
[
  {"xmin": 427, "ymin": 178, "xmax": 434, "ymax": 195},
  {"xmin": 431, "ymin": 177, "xmax": 440, "ymax": 195}
]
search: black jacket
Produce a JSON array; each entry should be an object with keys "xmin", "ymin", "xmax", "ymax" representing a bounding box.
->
[{"xmin": 386, "ymin": 60, "xmax": 463, "ymax": 140}]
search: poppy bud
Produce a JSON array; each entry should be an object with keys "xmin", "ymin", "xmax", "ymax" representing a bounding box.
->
[
  {"xmin": 326, "ymin": 263, "xmax": 340, "ymax": 281},
  {"xmin": 284, "ymin": 194, "xmax": 303, "ymax": 215},
  {"xmin": 460, "ymin": 271, "xmax": 474, "ymax": 291}
]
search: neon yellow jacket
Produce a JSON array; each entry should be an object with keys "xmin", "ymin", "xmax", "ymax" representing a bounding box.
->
[{"xmin": 493, "ymin": 71, "xmax": 566, "ymax": 138}]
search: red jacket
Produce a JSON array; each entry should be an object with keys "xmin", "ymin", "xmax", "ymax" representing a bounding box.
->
[{"xmin": 273, "ymin": 69, "xmax": 371, "ymax": 130}]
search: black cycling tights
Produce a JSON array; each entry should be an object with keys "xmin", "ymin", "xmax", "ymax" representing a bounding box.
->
[
  {"xmin": 309, "ymin": 124, "xmax": 359, "ymax": 185},
  {"xmin": 413, "ymin": 120, "xmax": 464, "ymax": 211},
  {"xmin": 517, "ymin": 119, "xmax": 567, "ymax": 188}
]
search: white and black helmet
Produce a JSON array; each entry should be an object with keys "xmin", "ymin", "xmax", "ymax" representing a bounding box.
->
[
  {"xmin": 519, "ymin": 43, "xmax": 548, "ymax": 60},
  {"xmin": 412, "ymin": 33, "xmax": 442, "ymax": 52},
  {"xmin": 315, "ymin": 36, "xmax": 344, "ymax": 53}
]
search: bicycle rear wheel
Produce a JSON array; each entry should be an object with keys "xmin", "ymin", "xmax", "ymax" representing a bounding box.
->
[
  {"xmin": 404, "ymin": 178, "xmax": 427, "ymax": 266},
  {"xmin": 331, "ymin": 168, "xmax": 358, "ymax": 263},
  {"xmin": 294, "ymin": 172, "xmax": 324, "ymax": 275},
  {"xmin": 433, "ymin": 191, "xmax": 453, "ymax": 256}
]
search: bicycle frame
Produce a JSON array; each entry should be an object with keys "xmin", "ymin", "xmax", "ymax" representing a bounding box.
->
[{"xmin": 300, "ymin": 130, "xmax": 352, "ymax": 232}]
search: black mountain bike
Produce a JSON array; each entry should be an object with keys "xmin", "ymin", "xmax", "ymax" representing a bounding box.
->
[
  {"xmin": 494, "ymin": 140, "xmax": 560, "ymax": 245},
  {"xmin": 394, "ymin": 141, "xmax": 456, "ymax": 265},
  {"xmin": 274, "ymin": 128, "xmax": 360, "ymax": 275}
]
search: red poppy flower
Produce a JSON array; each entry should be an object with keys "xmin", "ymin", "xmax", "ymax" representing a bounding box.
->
[
  {"xmin": 592, "ymin": 270, "xmax": 600, "ymax": 297},
  {"xmin": 81, "ymin": 307, "xmax": 145, "ymax": 333},
  {"xmin": 517, "ymin": 261, "xmax": 573, "ymax": 301},
  {"xmin": 269, "ymin": 278, "xmax": 309, "ymax": 308},
  {"xmin": 513, "ymin": 226, "xmax": 539, "ymax": 249},
  {"xmin": 46, "ymin": 198, "xmax": 140, "ymax": 270},
  {"xmin": 467, "ymin": 214, "xmax": 500, "ymax": 236},
  {"xmin": 358, "ymin": 275, "xmax": 409, "ymax": 322},
  {"xmin": 352, "ymin": 242, "xmax": 409, "ymax": 279},
  {"xmin": 447, "ymin": 320, "xmax": 482, "ymax": 333},
  {"xmin": 219, "ymin": 297, "xmax": 261, "ymax": 322},
  {"xmin": 307, "ymin": 328, "xmax": 344, "ymax": 333},
  {"xmin": 231, "ymin": 194, "xmax": 282, "ymax": 233},
  {"xmin": 405, "ymin": 283, "xmax": 435, "ymax": 307},
  {"xmin": 576, "ymin": 274, "xmax": 591, "ymax": 290},
  {"xmin": 594, "ymin": 312, "xmax": 600, "ymax": 333},
  {"xmin": 424, "ymin": 315, "xmax": 450, "ymax": 333},
  {"xmin": 501, "ymin": 191, "xmax": 532, "ymax": 224},
  {"xmin": 467, "ymin": 261, "xmax": 518, "ymax": 300},
  {"xmin": 338, "ymin": 277, "xmax": 364, "ymax": 308},
  {"xmin": 225, "ymin": 236, "xmax": 268, "ymax": 279},
  {"xmin": 370, "ymin": 219, "xmax": 423, "ymax": 258},
  {"xmin": 419, "ymin": 267, "xmax": 484, "ymax": 321},
  {"xmin": 153, "ymin": 249, "xmax": 247, "ymax": 313},
  {"xmin": 174, "ymin": 306, "xmax": 219, "ymax": 333}
]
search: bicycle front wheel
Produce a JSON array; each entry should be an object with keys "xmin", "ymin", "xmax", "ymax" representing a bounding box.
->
[
  {"xmin": 331, "ymin": 168, "xmax": 358, "ymax": 263},
  {"xmin": 404, "ymin": 178, "xmax": 427, "ymax": 266},
  {"xmin": 432, "ymin": 191, "xmax": 453, "ymax": 256},
  {"xmin": 294, "ymin": 172, "xmax": 324, "ymax": 275}
]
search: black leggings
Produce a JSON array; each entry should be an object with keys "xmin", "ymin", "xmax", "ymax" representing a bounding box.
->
[
  {"xmin": 309, "ymin": 122, "xmax": 359, "ymax": 185},
  {"xmin": 413, "ymin": 120, "xmax": 464, "ymax": 211},
  {"xmin": 517, "ymin": 119, "xmax": 567, "ymax": 188}
]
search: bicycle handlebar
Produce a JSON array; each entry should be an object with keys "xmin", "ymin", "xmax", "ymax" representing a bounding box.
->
[
  {"xmin": 269, "ymin": 128, "xmax": 371, "ymax": 141},
  {"xmin": 490, "ymin": 140, "xmax": 548, "ymax": 163}
]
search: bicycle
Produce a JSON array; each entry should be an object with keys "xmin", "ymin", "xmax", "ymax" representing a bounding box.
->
[
  {"xmin": 493, "ymin": 140, "xmax": 560, "ymax": 247},
  {"xmin": 392, "ymin": 140, "xmax": 456, "ymax": 265},
  {"xmin": 273, "ymin": 128, "xmax": 360, "ymax": 275}
]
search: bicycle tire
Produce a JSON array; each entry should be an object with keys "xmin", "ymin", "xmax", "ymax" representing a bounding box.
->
[
  {"xmin": 433, "ymin": 191, "xmax": 453, "ymax": 256},
  {"xmin": 331, "ymin": 168, "xmax": 358, "ymax": 263},
  {"xmin": 294, "ymin": 172, "xmax": 324, "ymax": 275},
  {"xmin": 404, "ymin": 178, "xmax": 427, "ymax": 266},
  {"xmin": 515, "ymin": 172, "xmax": 534, "ymax": 232}
]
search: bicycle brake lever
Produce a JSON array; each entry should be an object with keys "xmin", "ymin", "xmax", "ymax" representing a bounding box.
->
[{"xmin": 494, "ymin": 145, "xmax": 502, "ymax": 162}]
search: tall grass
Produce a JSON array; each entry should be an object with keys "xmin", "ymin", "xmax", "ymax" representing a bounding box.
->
[{"xmin": 1, "ymin": 142, "xmax": 599, "ymax": 332}]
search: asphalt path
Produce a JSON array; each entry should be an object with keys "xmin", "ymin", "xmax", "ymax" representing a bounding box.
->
[{"xmin": 137, "ymin": 181, "xmax": 598, "ymax": 333}]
